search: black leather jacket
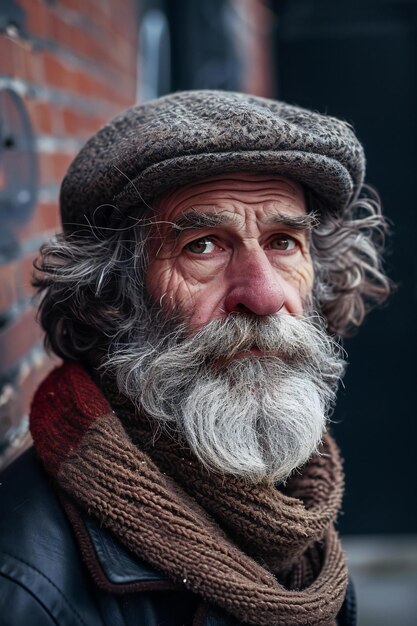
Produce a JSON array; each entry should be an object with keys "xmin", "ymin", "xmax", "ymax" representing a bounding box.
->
[{"xmin": 0, "ymin": 448, "xmax": 356, "ymax": 626}]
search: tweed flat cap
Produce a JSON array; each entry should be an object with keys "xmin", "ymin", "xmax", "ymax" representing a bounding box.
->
[{"xmin": 60, "ymin": 90, "xmax": 365, "ymax": 232}]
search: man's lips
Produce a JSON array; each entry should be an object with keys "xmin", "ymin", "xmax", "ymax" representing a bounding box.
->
[{"xmin": 213, "ymin": 348, "xmax": 270, "ymax": 367}]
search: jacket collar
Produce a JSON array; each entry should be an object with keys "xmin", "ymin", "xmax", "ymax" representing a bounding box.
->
[
  {"xmin": 82, "ymin": 513, "xmax": 166, "ymax": 585},
  {"xmin": 62, "ymin": 496, "xmax": 179, "ymax": 593}
]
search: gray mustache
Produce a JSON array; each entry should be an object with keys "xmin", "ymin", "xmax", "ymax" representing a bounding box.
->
[{"xmin": 173, "ymin": 313, "xmax": 341, "ymax": 366}]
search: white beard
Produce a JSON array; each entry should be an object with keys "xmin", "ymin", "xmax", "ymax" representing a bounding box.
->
[{"xmin": 105, "ymin": 313, "xmax": 345, "ymax": 484}]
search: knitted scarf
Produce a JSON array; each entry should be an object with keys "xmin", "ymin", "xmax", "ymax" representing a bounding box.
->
[{"xmin": 30, "ymin": 361, "xmax": 347, "ymax": 626}]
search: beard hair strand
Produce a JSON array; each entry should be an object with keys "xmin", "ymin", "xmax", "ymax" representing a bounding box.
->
[{"xmin": 103, "ymin": 313, "xmax": 345, "ymax": 485}]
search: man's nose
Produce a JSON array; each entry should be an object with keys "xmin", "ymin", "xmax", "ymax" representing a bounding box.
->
[{"xmin": 224, "ymin": 249, "xmax": 286, "ymax": 316}]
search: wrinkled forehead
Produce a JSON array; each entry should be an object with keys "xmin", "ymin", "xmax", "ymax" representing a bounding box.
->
[{"xmin": 153, "ymin": 173, "xmax": 307, "ymax": 219}]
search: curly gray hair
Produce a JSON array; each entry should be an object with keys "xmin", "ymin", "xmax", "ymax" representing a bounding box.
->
[{"xmin": 34, "ymin": 186, "xmax": 390, "ymax": 360}]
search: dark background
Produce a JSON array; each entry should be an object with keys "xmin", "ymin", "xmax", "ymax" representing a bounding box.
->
[
  {"xmin": 271, "ymin": 0, "xmax": 417, "ymax": 535},
  {"xmin": 159, "ymin": 0, "xmax": 417, "ymax": 535}
]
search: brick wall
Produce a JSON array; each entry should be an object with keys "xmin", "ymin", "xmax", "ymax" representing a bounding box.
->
[
  {"xmin": 0, "ymin": 0, "xmax": 274, "ymax": 468},
  {"xmin": 0, "ymin": 0, "xmax": 139, "ymax": 466}
]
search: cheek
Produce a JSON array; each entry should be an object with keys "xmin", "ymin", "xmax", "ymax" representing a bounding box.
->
[
  {"xmin": 146, "ymin": 259, "xmax": 222, "ymax": 321},
  {"xmin": 276, "ymin": 259, "xmax": 314, "ymax": 314},
  {"xmin": 289, "ymin": 263, "xmax": 314, "ymax": 296},
  {"xmin": 146, "ymin": 260, "xmax": 180, "ymax": 307}
]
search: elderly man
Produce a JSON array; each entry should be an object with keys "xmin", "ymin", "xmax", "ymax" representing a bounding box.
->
[{"xmin": 0, "ymin": 91, "xmax": 389, "ymax": 626}]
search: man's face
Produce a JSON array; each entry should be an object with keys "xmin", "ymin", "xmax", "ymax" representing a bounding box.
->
[
  {"xmin": 107, "ymin": 173, "xmax": 344, "ymax": 484},
  {"xmin": 146, "ymin": 173, "xmax": 315, "ymax": 333}
]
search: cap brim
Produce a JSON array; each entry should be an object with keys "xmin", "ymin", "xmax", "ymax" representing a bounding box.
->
[{"xmin": 115, "ymin": 150, "xmax": 355, "ymax": 216}]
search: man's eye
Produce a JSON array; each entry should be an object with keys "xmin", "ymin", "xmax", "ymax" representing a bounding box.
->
[
  {"xmin": 185, "ymin": 238, "xmax": 216, "ymax": 254},
  {"xmin": 270, "ymin": 235, "xmax": 297, "ymax": 251}
]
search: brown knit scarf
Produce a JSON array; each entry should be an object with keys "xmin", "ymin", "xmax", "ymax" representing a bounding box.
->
[{"xmin": 30, "ymin": 361, "xmax": 347, "ymax": 626}]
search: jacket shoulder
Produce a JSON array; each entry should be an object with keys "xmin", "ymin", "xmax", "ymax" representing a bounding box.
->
[{"xmin": 0, "ymin": 447, "xmax": 103, "ymax": 626}]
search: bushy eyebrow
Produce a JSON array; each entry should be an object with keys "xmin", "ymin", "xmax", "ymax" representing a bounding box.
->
[
  {"xmin": 267, "ymin": 211, "xmax": 319, "ymax": 231},
  {"xmin": 169, "ymin": 208, "xmax": 318, "ymax": 237},
  {"xmin": 170, "ymin": 209, "xmax": 239, "ymax": 236}
]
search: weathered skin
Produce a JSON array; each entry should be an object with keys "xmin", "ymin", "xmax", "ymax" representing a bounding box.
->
[{"xmin": 147, "ymin": 173, "xmax": 314, "ymax": 332}]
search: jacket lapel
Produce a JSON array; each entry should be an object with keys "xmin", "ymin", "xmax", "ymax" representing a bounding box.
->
[{"xmin": 62, "ymin": 496, "xmax": 180, "ymax": 593}]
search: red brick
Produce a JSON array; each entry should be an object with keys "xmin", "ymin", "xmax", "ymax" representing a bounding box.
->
[
  {"xmin": 58, "ymin": 0, "xmax": 85, "ymax": 12},
  {"xmin": 90, "ymin": 9, "xmax": 110, "ymax": 34},
  {"xmin": 110, "ymin": 36, "xmax": 132, "ymax": 69},
  {"xmin": 18, "ymin": 253, "xmax": 38, "ymax": 300},
  {"xmin": 0, "ymin": 253, "xmax": 39, "ymax": 315},
  {"xmin": 0, "ymin": 308, "xmax": 43, "ymax": 371},
  {"xmin": 24, "ymin": 97, "xmax": 39, "ymax": 131},
  {"xmin": 39, "ymin": 38, "xmax": 134, "ymax": 105},
  {"xmin": 40, "ymin": 50, "xmax": 62, "ymax": 88},
  {"xmin": 83, "ymin": 74, "xmax": 100, "ymax": 99},
  {"xmin": 39, "ymin": 152, "xmax": 73, "ymax": 186},
  {"xmin": 26, "ymin": 49, "xmax": 44, "ymax": 84},
  {"xmin": 57, "ymin": 0, "xmax": 111, "ymax": 39},
  {"xmin": 11, "ymin": 39, "xmax": 29, "ymax": 79},
  {"xmin": 36, "ymin": 101, "xmax": 56, "ymax": 134},
  {"xmin": 50, "ymin": 13, "xmax": 76, "ymax": 52},
  {"xmin": 100, "ymin": 77, "xmax": 114, "ymax": 101},
  {"xmin": 89, "ymin": 0, "xmax": 137, "ymax": 41},
  {"xmin": 47, "ymin": 2, "xmax": 136, "ymax": 70},
  {"xmin": 66, "ymin": 27, "xmax": 93, "ymax": 60},
  {"xmin": 24, "ymin": 0, "xmax": 51, "ymax": 39},
  {"xmin": 0, "ymin": 37, "xmax": 17, "ymax": 76},
  {"xmin": 108, "ymin": 1, "xmax": 134, "ymax": 30},
  {"xmin": 82, "ymin": 31, "xmax": 98, "ymax": 60},
  {"xmin": 25, "ymin": 98, "xmax": 56, "ymax": 135},
  {"xmin": 36, "ymin": 200, "xmax": 61, "ymax": 234},
  {"xmin": 61, "ymin": 106, "xmax": 82, "ymax": 135},
  {"xmin": 20, "ymin": 44, "xmax": 36, "ymax": 82},
  {"xmin": 73, "ymin": 68, "xmax": 100, "ymax": 98},
  {"xmin": 112, "ymin": 92, "xmax": 134, "ymax": 110},
  {"xmin": 61, "ymin": 106, "xmax": 105, "ymax": 136},
  {"xmin": 0, "ymin": 261, "xmax": 18, "ymax": 313},
  {"xmin": 0, "ymin": 37, "xmax": 35, "ymax": 81},
  {"xmin": 20, "ymin": 200, "xmax": 61, "ymax": 241},
  {"xmin": 38, "ymin": 152, "xmax": 52, "ymax": 186},
  {"xmin": 52, "ymin": 152, "xmax": 74, "ymax": 181},
  {"xmin": 41, "ymin": 50, "xmax": 75, "ymax": 90},
  {"xmin": 89, "ymin": 0, "xmax": 112, "ymax": 24},
  {"xmin": 17, "ymin": 0, "xmax": 37, "ymax": 12},
  {"xmin": 84, "ymin": 111, "xmax": 103, "ymax": 134}
]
